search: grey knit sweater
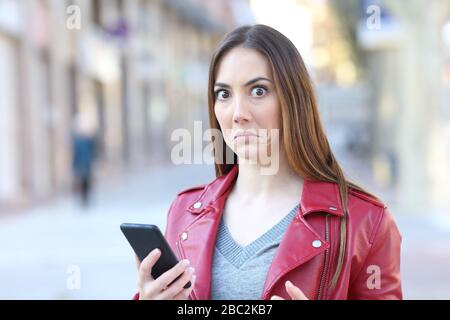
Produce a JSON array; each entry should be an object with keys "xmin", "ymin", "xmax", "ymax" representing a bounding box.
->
[{"xmin": 210, "ymin": 204, "xmax": 299, "ymax": 300}]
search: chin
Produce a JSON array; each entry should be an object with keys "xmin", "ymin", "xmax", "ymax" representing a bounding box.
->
[{"xmin": 233, "ymin": 145, "xmax": 262, "ymax": 163}]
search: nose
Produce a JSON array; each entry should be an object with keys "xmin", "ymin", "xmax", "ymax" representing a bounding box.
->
[{"xmin": 232, "ymin": 96, "xmax": 251, "ymax": 124}]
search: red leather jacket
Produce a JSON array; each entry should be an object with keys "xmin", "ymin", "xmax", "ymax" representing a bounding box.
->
[{"xmin": 136, "ymin": 164, "xmax": 402, "ymax": 300}]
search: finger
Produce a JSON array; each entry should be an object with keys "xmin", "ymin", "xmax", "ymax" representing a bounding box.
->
[
  {"xmin": 270, "ymin": 295, "xmax": 284, "ymax": 300},
  {"xmin": 138, "ymin": 249, "xmax": 161, "ymax": 283},
  {"xmin": 153, "ymin": 259, "xmax": 191, "ymax": 292},
  {"xmin": 285, "ymin": 281, "xmax": 308, "ymax": 300},
  {"xmin": 158, "ymin": 266, "xmax": 195, "ymax": 300},
  {"xmin": 173, "ymin": 274, "xmax": 196, "ymax": 300}
]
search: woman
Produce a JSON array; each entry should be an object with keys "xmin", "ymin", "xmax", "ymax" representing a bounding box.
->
[{"xmin": 134, "ymin": 24, "xmax": 402, "ymax": 300}]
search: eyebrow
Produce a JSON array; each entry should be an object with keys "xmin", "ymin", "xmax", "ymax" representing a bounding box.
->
[{"xmin": 214, "ymin": 77, "xmax": 272, "ymax": 89}]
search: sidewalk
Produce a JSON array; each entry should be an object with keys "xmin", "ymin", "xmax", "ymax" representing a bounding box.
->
[
  {"xmin": 0, "ymin": 163, "xmax": 215, "ymax": 299},
  {"xmin": 396, "ymin": 213, "xmax": 450, "ymax": 299}
]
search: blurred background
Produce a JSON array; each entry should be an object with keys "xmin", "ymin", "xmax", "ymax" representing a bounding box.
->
[{"xmin": 0, "ymin": 0, "xmax": 449, "ymax": 299}]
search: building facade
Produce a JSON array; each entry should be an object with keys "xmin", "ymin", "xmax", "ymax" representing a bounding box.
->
[{"xmin": 0, "ymin": 0, "xmax": 252, "ymax": 211}]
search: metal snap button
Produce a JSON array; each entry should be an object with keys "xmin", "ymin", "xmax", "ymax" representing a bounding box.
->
[
  {"xmin": 193, "ymin": 202, "xmax": 202, "ymax": 209},
  {"xmin": 181, "ymin": 232, "xmax": 188, "ymax": 241},
  {"xmin": 312, "ymin": 240, "xmax": 322, "ymax": 248}
]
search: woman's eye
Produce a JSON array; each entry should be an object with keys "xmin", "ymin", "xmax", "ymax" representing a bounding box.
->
[
  {"xmin": 251, "ymin": 86, "xmax": 267, "ymax": 97},
  {"xmin": 215, "ymin": 89, "xmax": 230, "ymax": 100}
]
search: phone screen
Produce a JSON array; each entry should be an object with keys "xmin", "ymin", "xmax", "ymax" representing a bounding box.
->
[{"xmin": 120, "ymin": 223, "xmax": 191, "ymax": 289}]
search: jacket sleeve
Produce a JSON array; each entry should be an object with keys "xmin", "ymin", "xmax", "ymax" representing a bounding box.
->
[{"xmin": 348, "ymin": 207, "xmax": 403, "ymax": 299}]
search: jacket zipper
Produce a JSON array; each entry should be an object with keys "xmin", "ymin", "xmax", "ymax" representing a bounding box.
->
[{"xmin": 317, "ymin": 214, "xmax": 330, "ymax": 300}]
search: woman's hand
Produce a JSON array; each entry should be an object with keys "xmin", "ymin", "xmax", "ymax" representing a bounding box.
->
[
  {"xmin": 136, "ymin": 248, "xmax": 196, "ymax": 300},
  {"xmin": 270, "ymin": 281, "xmax": 309, "ymax": 300}
]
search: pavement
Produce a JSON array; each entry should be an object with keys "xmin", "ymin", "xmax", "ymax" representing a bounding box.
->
[
  {"xmin": 0, "ymin": 163, "xmax": 215, "ymax": 299},
  {"xmin": 0, "ymin": 160, "xmax": 449, "ymax": 299}
]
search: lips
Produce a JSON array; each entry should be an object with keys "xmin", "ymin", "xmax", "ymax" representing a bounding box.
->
[{"xmin": 233, "ymin": 131, "xmax": 259, "ymax": 140}]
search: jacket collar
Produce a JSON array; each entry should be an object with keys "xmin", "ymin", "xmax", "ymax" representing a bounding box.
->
[{"xmin": 187, "ymin": 164, "xmax": 344, "ymax": 217}]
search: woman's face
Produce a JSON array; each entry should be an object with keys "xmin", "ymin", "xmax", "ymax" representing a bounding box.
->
[{"xmin": 214, "ymin": 47, "xmax": 281, "ymax": 164}]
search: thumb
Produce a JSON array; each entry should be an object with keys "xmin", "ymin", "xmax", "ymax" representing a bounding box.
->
[{"xmin": 139, "ymin": 249, "xmax": 161, "ymax": 282}]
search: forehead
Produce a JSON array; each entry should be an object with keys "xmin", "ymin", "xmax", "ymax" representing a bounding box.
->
[{"xmin": 215, "ymin": 47, "xmax": 272, "ymax": 83}]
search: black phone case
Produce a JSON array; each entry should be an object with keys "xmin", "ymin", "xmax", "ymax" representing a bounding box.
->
[{"xmin": 120, "ymin": 223, "xmax": 191, "ymax": 289}]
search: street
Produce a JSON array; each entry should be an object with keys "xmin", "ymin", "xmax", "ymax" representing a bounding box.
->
[{"xmin": 0, "ymin": 163, "xmax": 215, "ymax": 299}]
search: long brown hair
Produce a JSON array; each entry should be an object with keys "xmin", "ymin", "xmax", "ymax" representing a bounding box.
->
[{"xmin": 207, "ymin": 24, "xmax": 375, "ymax": 291}]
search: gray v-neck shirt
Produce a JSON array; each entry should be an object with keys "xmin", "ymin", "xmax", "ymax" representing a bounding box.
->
[{"xmin": 210, "ymin": 204, "xmax": 299, "ymax": 300}]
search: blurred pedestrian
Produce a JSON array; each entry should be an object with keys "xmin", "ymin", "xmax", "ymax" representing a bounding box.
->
[{"xmin": 71, "ymin": 110, "xmax": 98, "ymax": 208}]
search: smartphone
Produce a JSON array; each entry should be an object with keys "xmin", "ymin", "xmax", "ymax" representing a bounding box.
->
[{"xmin": 120, "ymin": 223, "xmax": 191, "ymax": 289}]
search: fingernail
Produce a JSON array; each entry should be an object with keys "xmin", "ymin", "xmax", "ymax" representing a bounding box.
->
[
  {"xmin": 181, "ymin": 259, "xmax": 190, "ymax": 267},
  {"xmin": 187, "ymin": 267, "xmax": 195, "ymax": 274},
  {"xmin": 153, "ymin": 248, "xmax": 160, "ymax": 255},
  {"xmin": 286, "ymin": 281, "xmax": 293, "ymax": 287}
]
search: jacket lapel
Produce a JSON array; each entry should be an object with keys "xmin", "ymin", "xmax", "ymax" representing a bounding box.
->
[
  {"xmin": 178, "ymin": 204, "xmax": 222, "ymax": 300},
  {"xmin": 260, "ymin": 209, "xmax": 330, "ymax": 299},
  {"xmin": 178, "ymin": 166, "xmax": 238, "ymax": 300},
  {"xmin": 261, "ymin": 180, "xmax": 344, "ymax": 299}
]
